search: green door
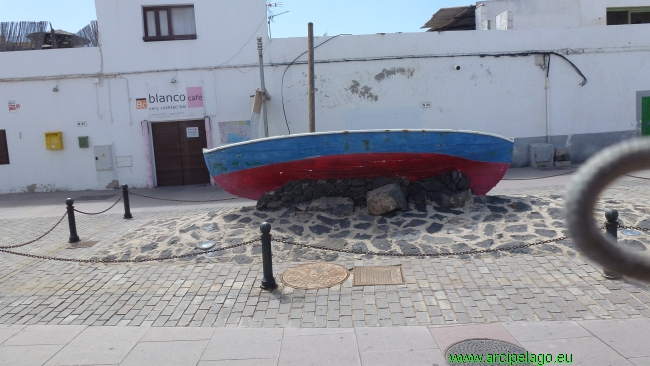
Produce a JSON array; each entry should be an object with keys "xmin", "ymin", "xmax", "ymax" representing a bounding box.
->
[{"xmin": 641, "ymin": 97, "xmax": 650, "ymax": 136}]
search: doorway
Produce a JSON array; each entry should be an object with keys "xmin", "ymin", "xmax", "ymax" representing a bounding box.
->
[
  {"xmin": 151, "ymin": 120, "xmax": 211, "ymax": 186},
  {"xmin": 641, "ymin": 97, "xmax": 650, "ymax": 136}
]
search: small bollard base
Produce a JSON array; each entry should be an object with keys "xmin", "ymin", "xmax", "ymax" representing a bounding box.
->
[
  {"xmin": 603, "ymin": 270, "xmax": 622, "ymax": 280},
  {"xmin": 261, "ymin": 278, "xmax": 278, "ymax": 291}
]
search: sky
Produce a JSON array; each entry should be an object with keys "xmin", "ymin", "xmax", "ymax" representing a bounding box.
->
[{"xmin": 1, "ymin": 0, "xmax": 474, "ymax": 37}]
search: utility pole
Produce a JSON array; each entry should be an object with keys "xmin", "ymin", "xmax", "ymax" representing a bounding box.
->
[
  {"xmin": 308, "ymin": 22, "xmax": 315, "ymax": 133},
  {"xmin": 257, "ymin": 37, "xmax": 270, "ymax": 137}
]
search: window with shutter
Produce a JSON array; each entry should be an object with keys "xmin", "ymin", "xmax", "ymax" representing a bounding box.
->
[
  {"xmin": 143, "ymin": 5, "xmax": 196, "ymax": 41},
  {"xmin": 607, "ymin": 7, "xmax": 650, "ymax": 25}
]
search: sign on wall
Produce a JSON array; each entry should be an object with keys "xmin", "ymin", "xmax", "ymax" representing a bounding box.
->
[
  {"xmin": 8, "ymin": 101, "xmax": 20, "ymax": 113},
  {"xmin": 219, "ymin": 121, "xmax": 251, "ymax": 144},
  {"xmin": 136, "ymin": 84, "xmax": 205, "ymax": 118},
  {"xmin": 186, "ymin": 127, "xmax": 199, "ymax": 138}
]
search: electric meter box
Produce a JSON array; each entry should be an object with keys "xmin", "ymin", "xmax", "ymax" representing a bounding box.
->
[
  {"xmin": 78, "ymin": 136, "xmax": 89, "ymax": 148},
  {"xmin": 94, "ymin": 145, "xmax": 114, "ymax": 171},
  {"xmin": 45, "ymin": 132, "xmax": 64, "ymax": 150}
]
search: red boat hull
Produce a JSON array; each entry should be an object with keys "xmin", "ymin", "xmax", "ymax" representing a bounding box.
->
[{"xmin": 213, "ymin": 152, "xmax": 509, "ymax": 200}]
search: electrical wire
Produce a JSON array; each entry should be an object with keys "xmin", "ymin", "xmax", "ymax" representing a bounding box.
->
[
  {"xmin": 280, "ymin": 34, "xmax": 344, "ymax": 135},
  {"xmin": 278, "ymin": 49, "xmax": 587, "ymax": 135},
  {"xmin": 214, "ymin": 15, "xmax": 267, "ymax": 69}
]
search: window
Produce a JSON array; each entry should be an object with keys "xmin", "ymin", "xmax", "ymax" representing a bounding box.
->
[
  {"xmin": 607, "ymin": 7, "xmax": 650, "ymax": 25},
  {"xmin": 0, "ymin": 130, "xmax": 9, "ymax": 165},
  {"xmin": 143, "ymin": 5, "xmax": 196, "ymax": 41}
]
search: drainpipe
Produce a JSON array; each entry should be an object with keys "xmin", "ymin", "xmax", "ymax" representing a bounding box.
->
[
  {"xmin": 257, "ymin": 37, "xmax": 270, "ymax": 138},
  {"xmin": 545, "ymin": 55, "xmax": 551, "ymax": 144}
]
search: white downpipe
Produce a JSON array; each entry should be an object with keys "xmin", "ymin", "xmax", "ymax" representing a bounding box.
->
[{"xmin": 141, "ymin": 120, "xmax": 155, "ymax": 188}]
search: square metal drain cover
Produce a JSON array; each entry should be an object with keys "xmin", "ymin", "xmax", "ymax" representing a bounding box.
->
[
  {"xmin": 68, "ymin": 241, "xmax": 99, "ymax": 249},
  {"xmin": 353, "ymin": 266, "xmax": 404, "ymax": 286},
  {"xmin": 75, "ymin": 195, "xmax": 116, "ymax": 201}
]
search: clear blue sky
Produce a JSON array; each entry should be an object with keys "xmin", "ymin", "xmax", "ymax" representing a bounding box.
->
[{"xmin": 1, "ymin": 0, "xmax": 474, "ymax": 36}]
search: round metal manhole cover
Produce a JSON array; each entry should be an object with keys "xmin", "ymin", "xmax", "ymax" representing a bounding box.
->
[
  {"xmin": 446, "ymin": 339, "xmax": 533, "ymax": 366},
  {"xmin": 280, "ymin": 263, "xmax": 350, "ymax": 290}
]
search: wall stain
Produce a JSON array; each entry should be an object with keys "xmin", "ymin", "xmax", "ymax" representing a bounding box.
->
[
  {"xmin": 346, "ymin": 80, "xmax": 379, "ymax": 102},
  {"xmin": 106, "ymin": 180, "xmax": 120, "ymax": 190},
  {"xmin": 21, "ymin": 184, "xmax": 65, "ymax": 193},
  {"xmin": 374, "ymin": 67, "xmax": 415, "ymax": 81}
]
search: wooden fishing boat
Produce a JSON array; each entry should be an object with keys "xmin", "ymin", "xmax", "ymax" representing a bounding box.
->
[{"xmin": 203, "ymin": 129, "xmax": 514, "ymax": 200}]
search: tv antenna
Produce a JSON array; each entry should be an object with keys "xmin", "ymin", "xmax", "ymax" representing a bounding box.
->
[{"xmin": 267, "ymin": 1, "xmax": 288, "ymax": 39}]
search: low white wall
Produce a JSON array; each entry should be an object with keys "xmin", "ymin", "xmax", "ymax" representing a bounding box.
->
[{"xmin": 0, "ymin": 47, "xmax": 101, "ymax": 80}]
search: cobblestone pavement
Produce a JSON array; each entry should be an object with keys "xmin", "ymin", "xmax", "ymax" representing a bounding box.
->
[{"xmin": 0, "ymin": 173, "xmax": 649, "ymax": 328}]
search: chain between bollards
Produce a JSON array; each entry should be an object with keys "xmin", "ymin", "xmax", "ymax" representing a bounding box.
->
[
  {"xmin": 602, "ymin": 209, "xmax": 622, "ymax": 280},
  {"xmin": 260, "ymin": 222, "xmax": 278, "ymax": 291},
  {"xmin": 122, "ymin": 184, "xmax": 133, "ymax": 219},
  {"xmin": 65, "ymin": 199, "xmax": 80, "ymax": 243}
]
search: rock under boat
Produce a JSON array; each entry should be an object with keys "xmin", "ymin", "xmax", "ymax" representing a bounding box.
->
[{"xmin": 203, "ymin": 129, "xmax": 514, "ymax": 200}]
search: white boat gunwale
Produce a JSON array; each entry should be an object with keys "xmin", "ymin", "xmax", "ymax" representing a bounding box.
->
[{"xmin": 203, "ymin": 129, "xmax": 515, "ymax": 154}]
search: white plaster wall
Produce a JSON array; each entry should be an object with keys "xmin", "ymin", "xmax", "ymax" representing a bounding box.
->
[
  {"xmin": 264, "ymin": 25, "xmax": 650, "ymax": 139},
  {"xmin": 477, "ymin": 0, "xmax": 650, "ymax": 30},
  {"xmin": 1, "ymin": 0, "xmax": 650, "ymax": 193},
  {"xmin": 0, "ymin": 77, "xmax": 122, "ymax": 193},
  {"xmin": 96, "ymin": 0, "xmax": 268, "ymax": 73}
]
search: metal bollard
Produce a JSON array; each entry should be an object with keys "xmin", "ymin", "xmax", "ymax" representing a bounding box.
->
[
  {"xmin": 260, "ymin": 222, "xmax": 278, "ymax": 291},
  {"xmin": 66, "ymin": 199, "xmax": 80, "ymax": 243},
  {"xmin": 122, "ymin": 184, "xmax": 133, "ymax": 219},
  {"xmin": 602, "ymin": 209, "xmax": 622, "ymax": 280}
]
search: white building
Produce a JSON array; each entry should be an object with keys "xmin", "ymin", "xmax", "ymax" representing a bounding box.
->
[{"xmin": 0, "ymin": 0, "xmax": 649, "ymax": 194}]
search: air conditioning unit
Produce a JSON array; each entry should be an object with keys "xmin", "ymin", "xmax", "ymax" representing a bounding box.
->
[{"xmin": 529, "ymin": 143, "xmax": 553, "ymax": 168}]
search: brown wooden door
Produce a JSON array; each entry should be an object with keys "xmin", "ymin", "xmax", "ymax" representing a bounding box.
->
[
  {"xmin": 179, "ymin": 120, "xmax": 211, "ymax": 185},
  {"xmin": 151, "ymin": 120, "xmax": 210, "ymax": 186}
]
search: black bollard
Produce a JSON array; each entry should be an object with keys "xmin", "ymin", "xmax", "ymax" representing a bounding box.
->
[
  {"xmin": 603, "ymin": 209, "xmax": 622, "ymax": 280},
  {"xmin": 260, "ymin": 222, "xmax": 278, "ymax": 291},
  {"xmin": 122, "ymin": 184, "xmax": 133, "ymax": 219},
  {"xmin": 66, "ymin": 198, "xmax": 80, "ymax": 243}
]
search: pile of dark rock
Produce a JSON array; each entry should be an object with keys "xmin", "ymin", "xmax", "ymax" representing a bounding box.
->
[{"xmin": 256, "ymin": 170, "xmax": 472, "ymax": 214}]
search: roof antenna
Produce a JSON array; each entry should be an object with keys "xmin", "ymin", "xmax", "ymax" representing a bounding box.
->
[{"xmin": 267, "ymin": 1, "xmax": 288, "ymax": 39}]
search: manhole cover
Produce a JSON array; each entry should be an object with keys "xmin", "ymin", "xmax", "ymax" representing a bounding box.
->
[
  {"xmin": 280, "ymin": 263, "xmax": 350, "ymax": 290},
  {"xmin": 354, "ymin": 266, "xmax": 404, "ymax": 286},
  {"xmin": 446, "ymin": 339, "xmax": 533, "ymax": 366},
  {"xmin": 68, "ymin": 241, "xmax": 99, "ymax": 249},
  {"xmin": 75, "ymin": 195, "xmax": 116, "ymax": 201}
]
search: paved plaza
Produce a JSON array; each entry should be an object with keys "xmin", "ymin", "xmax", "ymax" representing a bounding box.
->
[{"xmin": 0, "ymin": 168, "xmax": 649, "ymax": 365}]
